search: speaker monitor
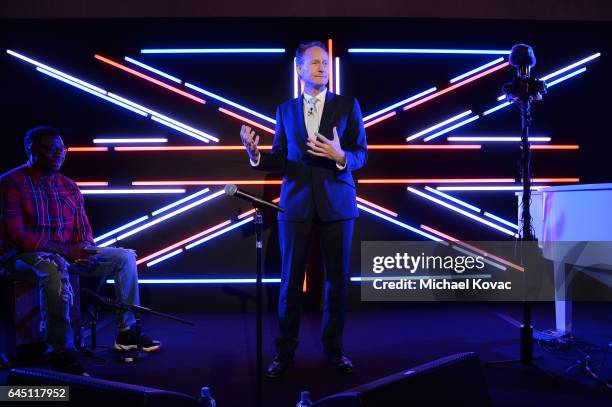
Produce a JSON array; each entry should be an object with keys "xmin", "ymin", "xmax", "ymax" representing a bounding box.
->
[{"xmin": 8, "ymin": 368, "xmax": 200, "ymax": 406}]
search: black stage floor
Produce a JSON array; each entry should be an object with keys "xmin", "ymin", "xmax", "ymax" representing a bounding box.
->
[{"xmin": 2, "ymin": 302, "xmax": 611, "ymax": 406}]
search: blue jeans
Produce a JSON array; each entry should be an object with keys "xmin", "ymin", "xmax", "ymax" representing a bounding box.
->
[{"xmin": 7, "ymin": 247, "xmax": 140, "ymax": 354}]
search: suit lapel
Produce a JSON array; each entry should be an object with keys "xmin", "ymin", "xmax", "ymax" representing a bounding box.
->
[
  {"xmin": 294, "ymin": 94, "xmax": 309, "ymax": 142},
  {"xmin": 294, "ymin": 90, "xmax": 336, "ymax": 141},
  {"xmin": 318, "ymin": 91, "xmax": 336, "ymax": 139}
]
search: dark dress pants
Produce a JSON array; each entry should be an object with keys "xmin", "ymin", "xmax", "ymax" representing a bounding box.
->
[{"xmin": 275, "ymin": 216, "xmax": 354, "ymax": 359}]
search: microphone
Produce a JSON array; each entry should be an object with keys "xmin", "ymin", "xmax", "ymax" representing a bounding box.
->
[
  {"xmin": 224, "ymin": 184, "xmax": 284, "ymax": 212},
  {"xmin": 502, "ymin": 43, "xmax": 546, "ymax": 102},
  {"xmin": 307, "ymin": 106, "xmax": 314, "ymax": 117},
  {"xmin": 509, "ymin": 44, "xmax": 536, "ymax": 79}
]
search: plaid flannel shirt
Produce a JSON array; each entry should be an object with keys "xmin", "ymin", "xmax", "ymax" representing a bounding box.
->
[{"xmin": 0, "ymin": 163, "xmax": 93, "ymax": 257}]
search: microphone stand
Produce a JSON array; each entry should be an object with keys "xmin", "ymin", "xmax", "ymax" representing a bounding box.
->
[
  {"xmin": 225, "ymin": 188, "xmax": 283, "ymax": 407},
  {"xmin": 254, "ymin": 207, "xmax": 264, "ymax": 407},
  {"xmin": 518, "ymin": 100, "xmax": 537, "ymax": 364},
  {"xmin": 487, "ymin": 97, "xmax": 538, "ymax": 365},
  {"xmin": 78, "ymin": 275, "xmax": 107, "ymax": 356},
  {"xmin": 487, "ymin": 56, "xmax": 552, "ymax": 375}
]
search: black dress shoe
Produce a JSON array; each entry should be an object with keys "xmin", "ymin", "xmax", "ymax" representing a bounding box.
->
[
  {"xmin": 327, "ymin": 353, "xmax": 353, "ymax": 374},
  {"xmin": 266, "ymin": 355, "xmax": 293, "ymax": 379}
]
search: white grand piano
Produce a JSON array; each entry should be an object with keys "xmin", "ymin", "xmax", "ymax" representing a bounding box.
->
[{"xmin": 517, "ymin": 183, "xmax": 612, "ymax": 334}]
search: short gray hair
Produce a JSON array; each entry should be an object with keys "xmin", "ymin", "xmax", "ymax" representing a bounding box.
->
[{"xmin": 295, "ymin": 40, "xmax": 328, "ymax": 66}]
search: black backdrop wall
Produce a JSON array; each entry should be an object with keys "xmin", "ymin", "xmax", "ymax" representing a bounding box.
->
[{"xmin": 1, "ymin": 18, "xmax": 610, "ymax": 311}]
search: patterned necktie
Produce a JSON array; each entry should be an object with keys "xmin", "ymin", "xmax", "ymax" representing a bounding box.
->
[{"xmin": 305, "ymin": 97, "xmax": 319, "ymax": 142}]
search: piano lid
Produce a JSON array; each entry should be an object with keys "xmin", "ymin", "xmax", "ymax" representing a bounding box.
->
[{"xmin": 540, "ymin": 183, "xmax": 612, "ymax": 193}]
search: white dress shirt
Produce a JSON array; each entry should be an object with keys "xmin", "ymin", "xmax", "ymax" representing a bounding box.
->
[
  {"xmin": 251, "ymin": 88, "xmax": 345, "ymax": 169},
  {"xmin": 303, "ymin": 88, "xmax": 326, "ymax": 142}
]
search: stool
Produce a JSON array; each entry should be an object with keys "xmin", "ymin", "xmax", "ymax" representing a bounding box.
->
[{"xmin": 0, "ymin": 275, "xmax": 80, "ymax": 365}]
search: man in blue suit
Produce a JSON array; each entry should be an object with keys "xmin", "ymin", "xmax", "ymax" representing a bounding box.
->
[{"xmin": 240, "ymin": 40, "xmax": 367, "ymax": 378}]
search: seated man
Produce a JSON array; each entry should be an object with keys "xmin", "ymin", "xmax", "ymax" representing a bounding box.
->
[{"xmin": 0, "ymin": 126, "xmax": 161, "ymax": 375}]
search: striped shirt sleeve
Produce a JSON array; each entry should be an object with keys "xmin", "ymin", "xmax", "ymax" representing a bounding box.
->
[{"xmin": 70, "ymin": 181, "xmax": 93, "ymax": 244}]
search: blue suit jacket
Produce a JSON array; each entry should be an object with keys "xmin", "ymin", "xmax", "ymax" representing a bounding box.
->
[{"xmin": 255, "ymin": 92, "xmax": 368, "ymax": 221}]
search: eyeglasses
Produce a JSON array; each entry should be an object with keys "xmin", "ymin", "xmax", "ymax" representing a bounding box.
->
[{"xmin": 39, "ymin": 145, "xmax": 68, "ymax": 155}]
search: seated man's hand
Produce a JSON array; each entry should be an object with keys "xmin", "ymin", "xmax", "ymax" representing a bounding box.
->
[{"xmin": 62, "ymin": 242, "xmax": 100, "ymax": 263}]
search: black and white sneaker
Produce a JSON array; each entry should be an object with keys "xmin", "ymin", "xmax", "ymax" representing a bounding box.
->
[{"xmin": 114, "ymin": 328, "xmax": 162, "ymax": 352}]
